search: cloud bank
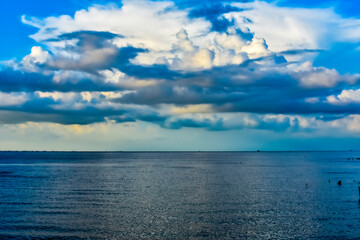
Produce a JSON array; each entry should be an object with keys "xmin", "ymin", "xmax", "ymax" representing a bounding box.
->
[{"xmin": 2, "ymin": 0, "xmax": 360, "ymax": 136}]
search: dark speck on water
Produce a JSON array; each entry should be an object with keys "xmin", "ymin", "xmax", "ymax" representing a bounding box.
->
[{"xmin": 1, "ymin": 151, "xmax": 360, "ymax": 239}]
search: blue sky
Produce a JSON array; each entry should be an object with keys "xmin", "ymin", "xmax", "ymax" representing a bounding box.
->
[
  {"xmin": 1, "ymin": 0, "xmax": 360, "ymax": 150},
  {"xmin": 0, "ymin": 0, "xmax": 117, "ymax": 60}
]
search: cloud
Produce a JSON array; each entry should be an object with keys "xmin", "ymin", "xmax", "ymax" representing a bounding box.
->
[
  {"xmin": 1, "ymin": 0, "xmax": 360, "ymax": 135},
  {"xmin": 188, "ymin": 3, "xmax": 246, "ymax": 32},
  {"xmin": 21, "ymin": 46, "xmax": 51, "ymax": 72},
  {"xmin": 227, "ymin": 1, "xmax": 360, "ymax": 52},
  {"xmin": 327, "ymin": 89, "xmax": 360, "ymax": 104},
  {"xmin": 22, "ymin": 0, "xmax": 211, "ymax": 51},
  {"xmin": 0, "ymin": 93, "xmax": 27, "ymax": 107},
  {"xmin": 162, "ymin": 112, "xmax": 295, "ymax": 131},
  {"xmin": 0, "ymin": 68, "xmax": 119, "ymax": 92}
]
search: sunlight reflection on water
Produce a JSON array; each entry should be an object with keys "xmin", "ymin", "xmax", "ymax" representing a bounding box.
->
[{"xmin": 1, "ymin": 151, "xmax": 360, "ymax": 239}]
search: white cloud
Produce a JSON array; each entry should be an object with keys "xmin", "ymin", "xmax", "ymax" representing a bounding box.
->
[
  {"xmin": 228, "ymin": 1, "xmax": 360, "ymax": 52},
  {"xmin": 290, "ymin": 62, "xmax": 358, "ymax": 88},
  {"xmin": 100, "ymin": 68, "xmax": 159, "ymax": 87},
  {"xmin": 327, "ymin": 89, "xmax": 360, "ymax": 104},
  {"xmin": 134, "ymin": 27, "xmax": 267, "ymax": 70},
  {"xmin": 0, "ymin": 92, "xmax": 27, "ymax": 106},
  {"xmin": 18, "ymin": 0, "xmax": 360, "ymax": 72},
  {"xmin": 36, "ymin": 91, "xmax": 77, "ymax": 102},
  {"xmin": 328, "ymin": 115, "xmax": 360, "ymax": 132},
  {"xmin": 19, "ymin": 0, "xmax": 360, "ymax": 77},
  {"xmin": 20, "ymin": 1, "xmax": 274, "ymax": 72},
  {"xmin": 22, "ymin": 0, "xmax": 211, "ymax": 52},
  {"xmin": 21, "ymin": 46, "xmax": 50, "ymax": 72}
]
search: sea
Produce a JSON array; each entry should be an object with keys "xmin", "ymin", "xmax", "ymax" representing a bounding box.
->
[{"xmin": 1, "ymin": 151, "xmax": 360, "ymax": 239}]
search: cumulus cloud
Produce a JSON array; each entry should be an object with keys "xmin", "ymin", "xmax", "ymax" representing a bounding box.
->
[
  {"xmin": 0, "ymin": 93, "xmax": 27, "ymax": 107},
  {"xmin": 20, "ymin": 46, "xmax": 50, "ymax": 72},
  {"xmin": 327, "ymin": 89, "xmax": 360, "ymax": 104},
  {"xmin": 1, "ymin": 0, "xmax": 360, "ymax": 135},
  {"xmin": 227, "ymin": 1, "xmax": 360, "ymax": 51},
  {"xmin": 21, "ymin": 0, "xmax": 211, "ymax": 51}
]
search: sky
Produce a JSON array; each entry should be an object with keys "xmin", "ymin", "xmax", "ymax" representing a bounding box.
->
[{"xmin": 1, "ymin": 0, "xmax": 360, "ymax": 151}]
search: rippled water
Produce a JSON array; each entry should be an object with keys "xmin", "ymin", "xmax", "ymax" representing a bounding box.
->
[{"xmin": 1, "ymin": 151, "xmax": 360, "ymax": 239}]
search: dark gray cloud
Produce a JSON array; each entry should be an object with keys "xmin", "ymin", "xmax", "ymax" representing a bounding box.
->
[
  {"xmin": 161, "ymin": 112, "xmax": 294, "ymax": 132},
  {"xmin": 0, "ymin": 69, "xmax": 118, "ymax": 92},
  {"xmin": 167, "ymin": 0, "xmax": 253, "ymax": 9},
  {"xmin": 188, "ymin": 3, "xmax": 248, "ymax": 32},
  {"xmin": 278, "ymin": 49, "xmax": 324, "ymax": 55},
  {"xmin": 0, "ymin": 97, "xmax": 164, "ymax": 125},
  {"xmin": 43, "ymin": 31, "xmax": 181, "ymax": 80},
  {"xmin": 112, "ymin": 62, "xmax": 360, "ymax": 115}
]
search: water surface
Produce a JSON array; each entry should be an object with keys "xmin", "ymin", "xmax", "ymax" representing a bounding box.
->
[{"xmin": 1, "ymin": 151, "xmax": 360, "ymax": 239}]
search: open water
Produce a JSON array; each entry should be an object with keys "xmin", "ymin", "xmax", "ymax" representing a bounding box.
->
[{"xmin": 1, "ymin": 151, "xmax": 360, "ymax": 239}]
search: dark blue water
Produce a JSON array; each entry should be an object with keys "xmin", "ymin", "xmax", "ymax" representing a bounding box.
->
[{"xmin": 1, "ymin": 151, "xmax": 360, "ymax": 239}]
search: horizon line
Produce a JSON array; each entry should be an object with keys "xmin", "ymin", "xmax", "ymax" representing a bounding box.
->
[{"xmin": 0, "ymin": 150, "xmax": 358, "ymax": 153}]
